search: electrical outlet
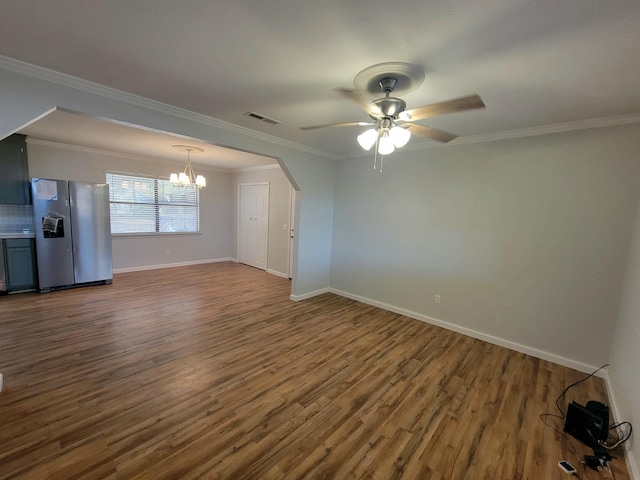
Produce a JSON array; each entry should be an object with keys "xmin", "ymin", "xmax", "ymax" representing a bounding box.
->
[
  {"xmin": 434, "ymin": 294, "xmax": 441, "ymax": 304},
  {"xmin": 0, "ymin": 373, "xmax": 3, "ymax": 392}
]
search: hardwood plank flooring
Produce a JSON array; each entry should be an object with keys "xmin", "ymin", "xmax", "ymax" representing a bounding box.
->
[{"xmin": 0, "ymin": 262, "xmax": 630, "ymax": 479}]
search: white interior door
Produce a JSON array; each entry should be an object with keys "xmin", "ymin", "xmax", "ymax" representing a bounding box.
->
[{"xmin": 239, "ymin": 183, "xmax": 269, "ymax": 270}]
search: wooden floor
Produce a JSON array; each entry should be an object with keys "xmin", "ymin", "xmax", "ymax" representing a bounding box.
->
[{"xmin": 0, "ymin": 263, "xmax": 630, "ymax": 479}]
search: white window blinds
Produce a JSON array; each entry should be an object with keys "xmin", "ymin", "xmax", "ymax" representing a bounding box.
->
[{"xmin": 106, "ymin": 173, "xmax": 199, "ymax": 234}]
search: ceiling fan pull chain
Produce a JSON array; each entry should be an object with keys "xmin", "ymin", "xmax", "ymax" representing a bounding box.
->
[
  {"xmin": 373, "ymin": 136, "xmax": 379, "ymax": 170},
  {"xmin": 380, "ymin": 154, "xmax": 384, "ymax": 173}
]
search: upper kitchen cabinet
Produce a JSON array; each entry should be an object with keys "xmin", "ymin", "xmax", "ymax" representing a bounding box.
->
[{"xmin": 0, "ymin": 134, "xmax": 30, "ymax": 205}]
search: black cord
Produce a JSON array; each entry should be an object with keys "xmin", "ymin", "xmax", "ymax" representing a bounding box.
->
[
  {"xmin": 555, "ymin": 364, "xmax": 609, "ymax": 418},
  {"xmin": 540, "ymin": 413, "xmax": 569, "ymax": 437},
  {"xmin": 539, "ymin": 363, "xmax": 634, "ymax": 479},
  {"xmin": 541, "ymin": 364, "xmax": 610, "ymax": 480},
  {"xmin": 539, "ymin": 413, "xmax": 593, "ymax": 480}
]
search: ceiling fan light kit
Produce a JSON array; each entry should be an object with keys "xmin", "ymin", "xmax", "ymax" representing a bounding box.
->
[
  {"xmin": 357, "ymin": 128, "xmax": 378, "ymax": 151},
  {"xmin": 389, "ymin": 125, "xmax": 411, "ymax": 148},
  {"xmin": 170, "ymin": 145, "xmax": 206, "ymax": 189},
  {"xmin": 300, "ymin": 62, "xmax": 486, "ymax": 172},
  {"xmin": 357, "ymin": 122, "xmax": 411, "ymax": 153},
  {"xmin": 378, "ymin": 132, "xmax": 395, "ymax": 156}
]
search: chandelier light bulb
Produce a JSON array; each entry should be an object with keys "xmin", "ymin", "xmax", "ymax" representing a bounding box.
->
[
  {"xmin": 378, "ymin": 132, "xmax": 395, "ymax": 155},
  {"xmin": 357, "ymin": 128, "xmax": 378, "ymax": 151},
  {"xmin": 389, "ymin": 125, "xmax": 411, "ymax": 148},
  {"xmin": 196, "ymin": 175, "xmax": 206, "ymax": 188},
  {"xmin": 169, "ymin": 173, "xmax": 178, "ymax": 184}
]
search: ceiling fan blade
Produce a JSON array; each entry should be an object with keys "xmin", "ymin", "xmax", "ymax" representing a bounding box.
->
[
  {"xmin": 299, "ymin": 121, "xmax": 374, "ymax": 131},
  {"xmin": 335, "ymin": 88, "xmax": 383, "ymax": 118},
  {"xmin": 405, "ymin": 123, "xmax": 458, "ymax": 143},
  {"xmin": 402, "ymin": 94, "xmax": 485, "ymax": 122}
]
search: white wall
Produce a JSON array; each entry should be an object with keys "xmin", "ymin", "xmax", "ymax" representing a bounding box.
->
[
  {"xmin": 331, "ymin": 124, "xmax": 640, "ymax": 369},
  {"xmin": 231, "ymin": 166, "xmax": 292, "ymax": 278},
  {"xmin": 0, "ymin": 61, "xmax": 335, "ymax": 296},
  {"xmin": 609, "ymin": 197, "xmax": 640, "ymax": 478},
  {"xmin": 26, "ymin": 141, "xmax": 232, "ymax": 270}
]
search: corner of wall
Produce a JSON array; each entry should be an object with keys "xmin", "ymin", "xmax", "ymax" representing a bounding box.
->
[{"xmin": 603, "ymin": 371, "xmax": 639, "ymax": 480}]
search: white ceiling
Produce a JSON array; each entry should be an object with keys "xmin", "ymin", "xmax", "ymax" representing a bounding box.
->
[
  {"xmin": 2, "ymin": 1, "xmax": 640, "ymax": 160},
  {"xmin": 20, "ymin": 110, "xmax": 278, "ymax": 170}
]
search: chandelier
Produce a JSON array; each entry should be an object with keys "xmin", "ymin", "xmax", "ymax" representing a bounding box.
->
[{"xmin": 170, "ymin": 145, "xmax": 206, "ymax": 189}]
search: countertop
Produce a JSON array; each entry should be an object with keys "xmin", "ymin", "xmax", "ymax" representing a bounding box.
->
[{"xmin": 0, "ymin": 231, "xmax": 35, "ymax": 239}]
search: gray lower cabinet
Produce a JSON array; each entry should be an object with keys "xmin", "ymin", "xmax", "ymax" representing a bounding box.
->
[{"xmin": 3, "ymin": 238, "xmax": 37, "ymax": 292}]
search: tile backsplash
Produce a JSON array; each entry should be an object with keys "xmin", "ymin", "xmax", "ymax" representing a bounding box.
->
[{"xmin": 0, "ymin": 204, "xmax": 34, "ymax": 232}]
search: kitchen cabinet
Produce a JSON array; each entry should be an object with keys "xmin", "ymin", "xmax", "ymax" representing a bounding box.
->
[
  {"xmin": 3, "ymin": 238, "xmax": 37, "ymax": 292},
  {"xmin": 0, "ymin": 134, "xmax": 30, "ymax": 205}
]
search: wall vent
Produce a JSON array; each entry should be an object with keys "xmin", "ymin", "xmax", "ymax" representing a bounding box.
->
[{"xmin": 243, "ymin": 111, "xmax": 282, "ymax": 125}]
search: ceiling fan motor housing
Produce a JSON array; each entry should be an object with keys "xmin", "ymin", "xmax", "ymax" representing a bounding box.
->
[{"xmin": 373, "ymin": 97, "xmax": 406, "ymax": 120}]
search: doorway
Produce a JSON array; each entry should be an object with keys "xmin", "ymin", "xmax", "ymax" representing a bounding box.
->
[{"xmin": 238, "ymin": 183, "xmax": 269, "ymax": 270}]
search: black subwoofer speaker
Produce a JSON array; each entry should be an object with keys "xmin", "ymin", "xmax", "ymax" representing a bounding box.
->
[
  {"xmin": 564, "ymin": 401, "xmax": 608, "ymax": 447},
  {"xmin": 585, "ymin": 400, "xmax": 609, "ymax": 441}
]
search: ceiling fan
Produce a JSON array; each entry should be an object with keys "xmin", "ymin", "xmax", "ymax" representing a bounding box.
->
[{"xmin": 300, "ymin": 62, "xmax": 486, "ymax": 156}]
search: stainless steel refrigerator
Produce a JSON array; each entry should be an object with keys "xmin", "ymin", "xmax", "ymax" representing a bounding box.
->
[{"xmin": 31, "ymin": 178, "xmax": 113, "ymax": 292}]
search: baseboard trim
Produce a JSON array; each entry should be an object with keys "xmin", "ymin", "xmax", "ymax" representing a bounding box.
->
[
  {"xmin": 229, "ymin": 261, "xmax": 287, "ymax": 279},
  {"xmin": 329, "ymin": 287, "xmax": 602, "ymax": 375},
  {"xmin": 290, "ymin": 287, "xmax": 331, "ymax": 302},
  {"xmin": 603, "ymin": 372, "xmax": 639, "ymax": 480},
  {"xmin": 113, "ymin": 257, "xmax": 233, "ymax": 274},
  {"xmin": 266, "ymin": 269, "xmax": 289, "ymax": 279}
]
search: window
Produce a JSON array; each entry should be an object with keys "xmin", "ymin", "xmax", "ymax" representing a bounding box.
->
[{"xmin": 106, "ymin": 172, "xmax": 199, "ymax": 234}]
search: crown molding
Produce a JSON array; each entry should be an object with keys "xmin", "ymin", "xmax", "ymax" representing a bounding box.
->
[
  {"xmin": 0, "ymin": 55, "xmax": 336, "ymax": 160},
  {"xmin": 25, "ymin": 137, "xmax": 232, "ymax": 173},
  {"xmin": 3, "ymin": 55, "xmax": 639, "ymax": 163},
  {"xmin": 453, "ymin": 113, "xmax": 640, "ymax": 146}
]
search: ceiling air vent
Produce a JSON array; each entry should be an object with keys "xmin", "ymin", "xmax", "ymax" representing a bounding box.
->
[{"xmin": 243, "ymin": 111, "xmax": 282, "ymax": 125}]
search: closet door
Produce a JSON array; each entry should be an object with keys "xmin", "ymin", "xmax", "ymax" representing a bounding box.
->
[{"xmin": 238, "ymin": 183, "xmax": 269, "ymax": 270}]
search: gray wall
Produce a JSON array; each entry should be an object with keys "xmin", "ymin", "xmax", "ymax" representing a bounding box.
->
[
  {"xmin": 2, "ymin": 59, "xmax": 638, "ymax": 477},
  {"xmin": 231, "ymin": 166, "xmax": 292, "ymax": 278},
  {"xmin": 27, "ymin": 141, "xmax": 233, "ymax": 271},
  {"xmin": 331, "ymin": 124, "xmax": 640, "ymax": 368},
  {"xmin": 610, "ymin": 197, "xmax": 640, "ymax": 478},
  {"xmin": 0, "ymin": 64, "xmax": 335, "ymax": 296},
  {"xmin": 28, "ymin": 140, "xmax": 295, "ymax": 277}
]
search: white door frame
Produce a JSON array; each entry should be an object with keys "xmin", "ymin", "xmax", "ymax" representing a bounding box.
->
[{"xmin": 288, "ymin": 185, "xmax": 297, "ymax": 279}]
